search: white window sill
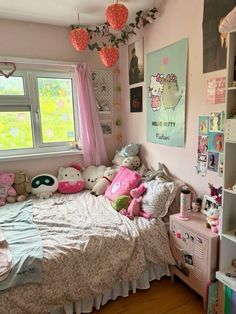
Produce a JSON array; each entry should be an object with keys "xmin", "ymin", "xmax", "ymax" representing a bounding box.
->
[{"xmin": 0, "ymin": 149, "xmax": 83, "ymax": 162}]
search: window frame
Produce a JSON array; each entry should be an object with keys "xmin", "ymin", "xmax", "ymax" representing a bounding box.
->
[{"xmin": 0, "ymin": 69, "xmax": 80, "ymax": 157}]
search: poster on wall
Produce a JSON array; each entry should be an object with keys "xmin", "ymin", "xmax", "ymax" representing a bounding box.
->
[
  {"xmin": 207, "ymin": 77, "xmax": 226, "ymax": 104},
  {"xmin": 146, "ymin": 38, "xmax": 188, "ymax": 147},
  {"xmin": 128, "ymin": 39, "xmax": 144, "ymax": 85},
  {"xmin": 202, "ymin": 0, "xmax": 235, "ymax": 73},
  {"xmin": 91, "ymin": 70, "xmax": 113, "ymax": 114}
]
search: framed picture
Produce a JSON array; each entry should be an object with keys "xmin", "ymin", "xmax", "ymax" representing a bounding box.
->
[
  {"xmin": 201, "ymin": 194, "xmax": 218, "ymax": 215},
  {"xmin": 100, "ymin": 120, "xmax": 113, "ymax": 137},
  {"xmin": 130, "ymin": 86, "xmax": 143, "ymax": 112},
  {"xmin": 209, "ymin": 112, "xmax": 224, "ymax": 132},
  {"xmin": 91, "ymin": 69, "xmax": 113, "ymax": 114},
  {"xmin": 128, "ymin": 38, "xmax": 144, "ymax": 85}
]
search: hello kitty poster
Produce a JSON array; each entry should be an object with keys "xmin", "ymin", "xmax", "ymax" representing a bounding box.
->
[{"xmin": 146, "ymin": 38, "xmax": 188, "ymax": 147}]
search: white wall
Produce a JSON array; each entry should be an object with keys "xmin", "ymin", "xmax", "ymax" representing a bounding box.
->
[{"xmin": 119, "ymin": 0, "xmax": 224, "ymax": 196}]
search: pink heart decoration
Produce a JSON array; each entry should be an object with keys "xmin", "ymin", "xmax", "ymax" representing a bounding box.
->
[
  {"xmin": 99, "ymin": 47, "xmax": 119, "ymax": 68},
  {"xmin": 69, "ymin": 28, "xmax": 89, "ymax": 52},
  {"xmin": 106, "ymin": 3, "xmax": 128, "ymax": 31},
  {"xmin": 0, "ymin": 62, "xmax": 16, "ymax": 78}
]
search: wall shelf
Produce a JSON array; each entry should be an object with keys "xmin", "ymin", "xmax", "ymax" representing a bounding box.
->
[
  {"xmin": 224, "ymin": 188, "xmax": 236, "ymax": 195},
  {"xmin": 216, "ymin": 266, "xmax": 236, "ymax": 292},
  {"xmin": 222, "ymin": 229, "xmax": 236, "ymax": 243}
]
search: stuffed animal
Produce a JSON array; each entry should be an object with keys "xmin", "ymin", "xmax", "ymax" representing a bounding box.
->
[
  {"xmin": 122, "ymin": 156, "xmax": 141, "ymax": 170},
  {"xmin": 57, "ymin": 165, "xmax": 85, "ymax": 194},
  {"xmin": 13, "ymin": 172, "xmax": 31, "ymax": 202},
  {"xmin": 120, "ymin": 183, "xmax": 151, "ymax": 219},
  {"xmin": 112, "ymin": 195, "xmax": 130, "ymax": 211},
  {"xmin": 91, "ymin": 167, "xmax": 117, "ymax": 196},
  {"xmin": 206, "ymin": 205, "xmax": 220, "ymax": 234},
  {"xmin": 105, "ymin": 166, "xmax": 141, "ymax": 201},
  {"xmin": 0, "ymin": 172, "xmax": 16, "ymax": 206},
  {"xmin": 31, "ymin": 174, "xmax": 58, "ymax": 199},
  {"xmin": 82, "ymin": 165, "xmax": 107, "ymax": 190},
  {"xmin": 119, "ymin": 143, "xmax": 140, "ymax": 157}
]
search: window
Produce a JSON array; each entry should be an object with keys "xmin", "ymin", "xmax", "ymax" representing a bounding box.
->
[{"xmin": 0, "ymin": 69, "xmax": 79, "ymax": 157}]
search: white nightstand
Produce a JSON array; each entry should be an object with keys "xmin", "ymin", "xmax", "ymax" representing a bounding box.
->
[{"xmin": 170, "ymin": 213, "xmax": 219, "ymax": 308}]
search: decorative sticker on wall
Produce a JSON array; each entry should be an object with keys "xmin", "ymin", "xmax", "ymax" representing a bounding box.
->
[
  {"xmin": 100, "ymin": 120, "xmax": 113, "ymax": 137},
  {"xmin": 207, "ymin": 77, "xmax": 226, "ymax": 104},
  {"xmin": 91, "ymin": 69, "xmax": 113, "ymax": 114},
  {"xmin": 209, "ymin": 111, "xmax": 225, "ymax": 132},
  {"xmin": 207, "ymin": 151, "xmax": 219, "ymax": 172},
  {"xmin": 146, "ymin": 38, "xmax": 188, "ymax": 147}
]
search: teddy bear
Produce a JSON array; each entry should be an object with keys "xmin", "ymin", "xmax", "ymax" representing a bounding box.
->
[
  {"xmin": 91, "ymin": 167, "xmax": 117, "ymax": 196},
  {"xmin": 122, "ymin": 156, "xmax": 141, "ymax": 170},
  {"xmin": 57, "ymin": 165, "xmax": 85, "ymax": 194},
  {"xmin": 0, "ymin": 172, "xmax": 16, "ymax": 206},
  {"xmin": 13, "ymin": 172, "xmax": 31, "ymax": 202},
  {"xmin": 82, "ymin": 165, "xmax": 107, "ymax": 190},
  {"xmin": 120, "ymin": 183, "xmax": 152, "ymax": 220}
]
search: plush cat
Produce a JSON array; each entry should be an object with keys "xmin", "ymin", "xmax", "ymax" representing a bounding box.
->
[{"xmin": 57, "ymin": 166, "xmax": 85, "ymax": 194}]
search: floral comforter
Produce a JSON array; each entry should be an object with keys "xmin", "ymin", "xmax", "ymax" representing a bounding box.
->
[{"xmin": 0, "ymin": 191, "xmax": 174, "ymax": 314}]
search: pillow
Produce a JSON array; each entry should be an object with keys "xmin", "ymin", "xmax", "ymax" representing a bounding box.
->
[
  {"xmin": 105, "ymin": 166, "xmax": 141, "ymax": 201},
  {"xmin": 112, "ymin": 152, "xmax": 126, "ymax": 166},
  {"xmin": 219, "ymin": 6, "xmax": 236, "ymax": 32},
  {"xmin": 141, "ymin": 180, "xmax": 178, "ymax": 218}
]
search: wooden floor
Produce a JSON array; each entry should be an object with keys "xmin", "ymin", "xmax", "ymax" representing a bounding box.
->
[{"xmin": 92, "ymin": 276, "xmax": 205, "ymax": 314}]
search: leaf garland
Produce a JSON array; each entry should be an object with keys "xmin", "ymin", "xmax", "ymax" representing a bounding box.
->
[{"xmin": 70, "ymin": 7, "xmax": 158, "ymax": 51}]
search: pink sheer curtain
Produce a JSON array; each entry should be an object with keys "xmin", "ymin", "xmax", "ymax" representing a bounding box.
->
[{"xmin": 75, "ymin": 63, "xmax": 108, "ymax": 166}]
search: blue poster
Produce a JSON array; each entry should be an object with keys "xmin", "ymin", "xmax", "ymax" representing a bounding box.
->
[{"xmin": 146, "ymin": 38, "xmax": 188, "ymax": 147}]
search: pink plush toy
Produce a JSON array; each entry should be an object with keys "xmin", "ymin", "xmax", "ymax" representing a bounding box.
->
[
  {"xmin": 57, "ymin": 164, "xmax": 85, "ymax": 194},
  {"xmin": 121, "ymin": 183, "xmax": 152, "ymax": 220},
  {"xmin": 0, "ymin": 172, "xmax": 16, "ymax": 206},
  {"xmin": 105, "ymin": 166, "xmax": 141, "ymax": 201}
]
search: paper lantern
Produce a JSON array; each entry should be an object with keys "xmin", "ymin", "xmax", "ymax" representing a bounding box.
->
[
  {"xmin": 99, "ymin": 47, "xmax": 119, "ymax": 68},
  {"xmin": 106, "ymin": 2, "xmax": 128, "ymax": 31},
  {"xmin": 69, "ymin": 28, "xmax": 89, "ymax": 52}
]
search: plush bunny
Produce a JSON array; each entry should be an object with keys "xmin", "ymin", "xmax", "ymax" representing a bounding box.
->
[
  {"xmin": 91, "ymin": 167, "xmax": 117, "ymax": 197},
  {"xmin": 121, "ymin": 183, "xmax": 151, "ymax": 220}
]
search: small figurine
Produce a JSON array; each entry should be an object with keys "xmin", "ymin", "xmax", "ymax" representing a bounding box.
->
[
  {"xmin": 232, "ymin": 181, "xmax": 236, "ymax": 192},
  {"xmin": 191, "ymin": 198, "xmax": 202, "ymax": 212}
]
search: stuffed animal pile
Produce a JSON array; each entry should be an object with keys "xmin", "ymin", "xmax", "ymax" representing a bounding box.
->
[{"xmin": 112, "ymin": 143, "xmax": 141, "ymax": 170}]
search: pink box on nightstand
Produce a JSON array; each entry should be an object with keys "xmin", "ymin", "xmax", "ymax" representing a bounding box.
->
[{"xmin": 170, "ymin": 213, "xmax": 219, "ymax": 308}]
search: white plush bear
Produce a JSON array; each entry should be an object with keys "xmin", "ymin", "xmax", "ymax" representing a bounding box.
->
[
  {"xmin": 82, "ymin": 165, "xmax": 107, "ymax": 190},
  {"xmin": 122, "ymin": 156, "xmax": 141, "ymax": 170},
  {"xmin": 91, "ymin": 167, "xmax": 117, "ymax": 196}
]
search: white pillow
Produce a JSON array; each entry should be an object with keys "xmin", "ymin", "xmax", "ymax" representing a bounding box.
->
[
  {"xmin": 219, "ymin": 6, "xmax": 236, "ymax": 32},
  {"xmin": 142, "ymin": 180, "xmax": 178, "ymax": 218}
]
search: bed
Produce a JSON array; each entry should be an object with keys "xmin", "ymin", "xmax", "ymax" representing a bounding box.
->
[{"xmin": 0, "ymin": 189, "xmax": 177, "ymax": 314}]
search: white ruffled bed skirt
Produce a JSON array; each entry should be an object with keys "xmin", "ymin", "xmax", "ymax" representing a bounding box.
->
[{"xmin": 50, "ymin": 262, "xmax": 170, "ymax": 314}]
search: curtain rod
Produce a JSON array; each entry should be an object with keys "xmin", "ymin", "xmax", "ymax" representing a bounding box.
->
[{"xmin": 0, "ymin": 56, "xmax": 77, "ymax": 67}]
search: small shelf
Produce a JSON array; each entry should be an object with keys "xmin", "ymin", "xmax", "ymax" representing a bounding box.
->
[
  {"xmin": 222, "ymin": 229, "xmax": 236, "ymax": 243},
  {"xmin": 225, "ymin": 140, "xmax": 236, "ymax": 144},
  {"xmin": 216, "ymin": 266, "xmax": 236, "ymax": 292},
  {"xmin": 228, "ymin": 86, "xmax": 236, "ymax": 90},
  {"xmin": 224, "ymin": 188, "xmax": 236, "ymax": 195}
]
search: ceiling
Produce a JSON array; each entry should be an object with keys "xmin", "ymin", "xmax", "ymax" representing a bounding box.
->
[{"xmin": 0, "ymin": 0, "xmax": 162, "ymax": 27}]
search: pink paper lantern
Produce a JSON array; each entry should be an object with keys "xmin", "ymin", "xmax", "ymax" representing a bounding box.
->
[
  {"xmin": 99, "ymin": 47, "xmax": 119, "ymax": 68},
  {"xmin": 69, "ymin": 28, "xmax": 89, "ymax": 52},
  {"xmin": 106, "ymin": 2, "xmax": 128, "ymax": 31}
]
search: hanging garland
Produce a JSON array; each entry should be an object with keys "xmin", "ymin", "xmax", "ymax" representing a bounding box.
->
[{"xmin": 70, "ymin": 7, "xmax": 158, "ymax": 51}]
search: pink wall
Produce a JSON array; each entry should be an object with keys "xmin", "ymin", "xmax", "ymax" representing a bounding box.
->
[
  {"xmin": 0, "ymin": 19, "xmax": 118, "ymax": 177},
  {"xmin": 119, "ymin": 0, "xmax": 224, "ymax": 196}
]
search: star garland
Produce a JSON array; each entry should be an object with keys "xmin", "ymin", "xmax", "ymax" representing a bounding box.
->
[{"xmin": 70, "ymin": 7, "xmax": 158, "ymax": 51}]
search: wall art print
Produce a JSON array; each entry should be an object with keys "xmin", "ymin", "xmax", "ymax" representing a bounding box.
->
[
  {"xmin": 146, "ymin": 38, "xmax": 188, "ymax": 147},
  {"xmin": 199, "ymin": 116, "xmax": 209, "ymax": 135},
  {"xmin": 203, "ymin": 0, "xmax": 235, "ymax": 73},
  {"xmin": 128, "ymin": 39, "xmax": 144, "ymax": 85},
  {"xmin": 100, "ymin": 120, "xmax": 113, "ymax": 137},
  {"xmin": 91, "ymin": 69, "xmax": 113, "ymax": 113},
  {"xmin": 130, "ymin": 86, "xmax": 143, "ymax": 112},
  {"xmin": 207, "ymin": 77, "xmax": 226, "ymax": 104}
]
